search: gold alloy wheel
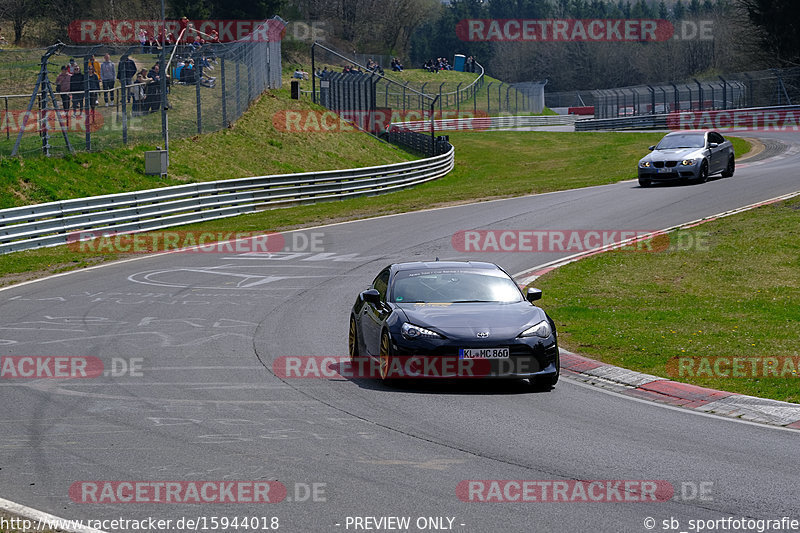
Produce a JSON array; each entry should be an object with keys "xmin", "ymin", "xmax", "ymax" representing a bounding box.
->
[
  {"xmin": 348, "ymin": 318, "xmax": 358, "ymax": 362},
  {"xmin": 379, "ymin": 333, "xmax": 391, "ymax": 381}
]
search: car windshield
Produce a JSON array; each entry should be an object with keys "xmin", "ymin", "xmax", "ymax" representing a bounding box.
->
[
  {"xmin": 656, "ymin": 134, "xmax": 705, "ymax": 149},
  {"xmin": 391, "ymin": 268, "xmax": 523, "ymax": 304}
]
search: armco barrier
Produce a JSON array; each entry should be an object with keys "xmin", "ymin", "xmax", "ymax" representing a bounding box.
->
[
  {"xmin": 0, "ymin": 145, "xmax": 454, "ymax": 254},
  {"xmin": 575, "ymin": 114, "xmax": 669, "ymax": 131},
  {"xmin": 575, "ymin": 105, "xmax": 800, "ymax": 131},
  {"xmin": 394, "ymin": 114, "xmax": 578, "ymax": 131}
]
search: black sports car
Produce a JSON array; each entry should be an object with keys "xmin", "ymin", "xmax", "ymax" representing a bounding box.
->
[{"xmin": 348, "ymin": 261, "xmax": 559, "ymax": 389}]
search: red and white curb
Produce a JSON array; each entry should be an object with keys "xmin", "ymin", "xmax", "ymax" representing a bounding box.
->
[
  {"xmin": 559, "ymin": 349, "xmax": 800, "ymax": 428},
  {"xmin": 514, "ymin": 190, "xmax": 800, "ymax": 429}
]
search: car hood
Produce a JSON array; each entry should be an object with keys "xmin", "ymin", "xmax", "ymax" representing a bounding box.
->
[
  {"xmin": 396, "ymin": 301, "xmax": 547, "ymax": 339},
  {"xmin": 640, "ymin": 147, "xmax": 705, "ymax": 161}
]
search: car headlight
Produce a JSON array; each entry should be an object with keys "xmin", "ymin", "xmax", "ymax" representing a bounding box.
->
[
  {"xmin": 519, "ymin": 320, "xmax": 552, "ymax": 338},
  {"xmin": 640, "ymin": 161, "xmax": 651, "ymax": 168},
  {"xmin": 401, "ymin": 322, "xmax": 442, "ymax": 339},
  {"xmin": 681, "ymin": 159, "xmax": 696, "ymax": 166}
]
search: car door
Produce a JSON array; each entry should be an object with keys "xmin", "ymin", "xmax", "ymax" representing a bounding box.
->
[
  {"xmin": 707, "ymin": 132, "xmax": 726, "ymax": 173},
  {"xmin": 362, "ymin": 269, "xmax": 391, "ymax": 356}
]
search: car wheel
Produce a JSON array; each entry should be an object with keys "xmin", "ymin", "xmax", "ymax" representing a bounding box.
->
[
  {"xmin": 698, "ymin": 160, "xmax": 710, "ymax": 183},
  {"xmin": 379, "ymin": 331, "xmax": 396, "ymax": 385},
  {"xmin": 638, "ymin": 178, "xmax": 651, "ymax": 188},
  {"xmin": 721, "ymin": 156, "xmax": 735, "ymax": 178},
  {"xmin": 348, "ymin": 317, "xmax": 360, "ymax": 362}
]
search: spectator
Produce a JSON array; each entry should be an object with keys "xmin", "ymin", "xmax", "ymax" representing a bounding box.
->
[
  {"xmin": 100, "ymin": 53, "xmax": 115, "ymax": 106},
  {"xmin": 391, "ymin": 58, "xmax": 403, "ymax": 72},
  {"xmin": 165, "ymin": 32, "xmax": 175, "ymax": 45},
  {"xmin": 366, "ymin": 58, "xmax": 384, "ymax": 75},
  {"xmin": 132, "ymin": 69, "xmax": 152, "ymax": 114},
  {"xmin": 0, "ymin": 26, "xmax": 6, "ymax": 45},
  {"xmin": 55, "ymin": 65, "xmax": 71, "ymax": 110},
  {"xmin": 68, "ymin": 58, "xmax": 78, "ymax": 74},
  {"xmin": 69, "ymin": 66, "xmax": 85, "ymax": 116},
  {"xmin": 174, "ymin": 59, "xmax": 185, "ymax": 82},
  {"xmin": 90, "ymin": 55, "xmax": 101, "ymax": 79},
  {"xmin": 117, "ymin": 55, "xmax": 137, "ymax": 102},
  {"xmin": 146, "ymin": 63, "xmax": 161, "ymax": 112},
  {"xmin": 87, "ymin": 65, "xmax": 100, "ymax": 117},
  {"xmin": 180, "ymin": 58, "xmax": 196, "ymax": 84},
  {"xmin": 139, "ymin": 29, "xmax": 148, "ymax": 53},
  {"xmin": 190, "ymin": 35, "xmax": 203, "ymax": 52},
  {"xmin": 466, "ymin": 56, "xmax": 475, "ymax": 73},
  {"xmin": 293, "ymin": 68, "xmax": 308, "ymax": 80}
]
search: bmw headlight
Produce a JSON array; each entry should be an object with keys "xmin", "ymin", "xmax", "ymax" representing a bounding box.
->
[
  {"xmin": 639, "ymin": 161, "xmax": 651, "ymax": 168},
  {"xmin": 519, "ymin": 320, "xmax": 552, "ymax": 338},
  {"xmin": 402, "ymin": 322, "xmax": 442, "ymax": 340},
  {"xmin": 681, "ymin": 159, "xmax": 696, "ymax": 166}
]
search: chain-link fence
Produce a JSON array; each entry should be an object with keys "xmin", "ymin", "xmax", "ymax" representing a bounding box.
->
[
  {"xmin": 0, "ymin": 17, "xmax": 283, "ymax": 158},
  {"xmin": 308, "ymin": 43, "xmax": 487, "ymax": 116},
  {"xmin": 589, "ymin": 68, "xmax": 799, "ymax": 119}
]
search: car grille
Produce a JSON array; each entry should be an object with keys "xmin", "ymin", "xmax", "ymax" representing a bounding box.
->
[
  {"xmin": 653, "ymin": 161, "xmax": 678, "ymax": 168},
  {"xmin": 425, "ymin": 345, "xmax": 536, "ymax": 357}
]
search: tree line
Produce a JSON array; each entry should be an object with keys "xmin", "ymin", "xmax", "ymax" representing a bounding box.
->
[{"xmin": 1, "ymin": 0, "xmax": 796, "ymax": 92}]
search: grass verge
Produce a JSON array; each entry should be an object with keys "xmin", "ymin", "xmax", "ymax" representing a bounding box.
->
[
  {"xmin": 533, "ymin": 196, "xmax": 800, "ymax": 403},
  {"xmin": 0, "ymin": 86, "xmax": 414, "ymax": 209},
  {"xmin": 0, "ymin": 131, "xmax": 751, "ymax": 286}
]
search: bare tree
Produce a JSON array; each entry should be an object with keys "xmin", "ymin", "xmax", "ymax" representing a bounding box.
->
[{"xmin": 0, "ymin": 0, "xmax": 41, "ymax": 44}]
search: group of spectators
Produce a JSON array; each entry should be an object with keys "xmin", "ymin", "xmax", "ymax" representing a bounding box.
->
[
  {"xmin": 390, "ymin": 58, "xmax": 404, "ymax": 72},
  {"xmin": 135, "ymin": 17, "xmax": 221, "ymax": 54},
  {"xmin": 423, "ymin": 57, "xmax": 452, "ymax": 72},
  {"xmin": 366, "ymin": 58, "xmax": 384, "ymax": 75},
  {"xmin": 53, "ymin": 53, "xmax": 170, "ymax": 118},
  {"xmin": 465, "ymin": 55, "xmax": 477, "ymax": 72},
  {"xmin": 54, "ymin": 54, "xmax": 117, "ymax": 117}
]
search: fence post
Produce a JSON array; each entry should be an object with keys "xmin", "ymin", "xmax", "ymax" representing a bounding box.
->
[
  {"xmin": 718, "ymin": 76, "xmax": 727, "ymax": 110},
  {"xmin": 456, "ymin": 82, "xmax": 462, "ymax": 112},
  {"xmin": 196, "ymin": 61, "xmax": 202, "ymax": 134},
  {"xmin": 670, "ymin": 83, "xmax": 679, "ymax": 112},
  {"xmin": 121, "ymin": 67, "xmax": 128, "ymax": 144},
  {"xmin": 438, "ymin": 82, "xmax": 444, "ymax": 114},
  {"xmin": 84, "ymin": 56, "xmax": 91, "ymax": 151},
  {"xmin": 220, "ymin": 57, "xmax": 227, "ymax": 127},
  {"xmin": 235, "ymin": 61, "xmax": 241, "ymax": 117},
  {"xmin": 487, "ymin": 82, "xmax": 493, "ymax": 113},
  {"xmin": 39, "ymin": 84, "xmax": 48, "ymax": 155},
  {"xmin": 497, "ymin": 82, "xmax": 503, "ymax": 112}
]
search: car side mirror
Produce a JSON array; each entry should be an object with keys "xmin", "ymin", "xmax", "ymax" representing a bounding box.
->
[
  {"xmin": 361, "ymin": 288, "xmax": 381, "ymax": 305},
  {"xmin": 708, "ymin": 142, "xmax": 719, "ymax": 148},
  {"xmin": 648, "ymin": 145, "xmax": 655, "ymax": 151},
  {"xmin": 526, "ymin": 288, "xmax": 542, "ymax": 302}
]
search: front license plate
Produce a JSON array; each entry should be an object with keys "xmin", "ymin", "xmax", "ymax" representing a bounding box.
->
[
  {"xmin": 459, "ymin": 347, "xmax": 510, "ymax": 359},
  {"xmin": 657, "ymin": 168, "xmax": 673, "ymax": 174}
]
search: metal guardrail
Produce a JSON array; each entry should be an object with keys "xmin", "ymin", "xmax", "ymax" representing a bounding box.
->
[
  {"xmin": 575, "ymin": 105, "xmax": 800, "ymax": 131},
  {"xmin": 393, "ymin": 114, "xmax": 577, "ymax": 131},
  {"xmin": 575, "ymin": 114, "xmax": 668, "ymax": 131},
  {"xmin": 0, "ymin": 145, "xmax": 454, "ymax": 254}
]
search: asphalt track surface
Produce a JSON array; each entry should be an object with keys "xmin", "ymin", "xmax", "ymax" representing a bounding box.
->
[{"xmin": 1, "ymin": 131, "xmax": 799, "ymax": 533}]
